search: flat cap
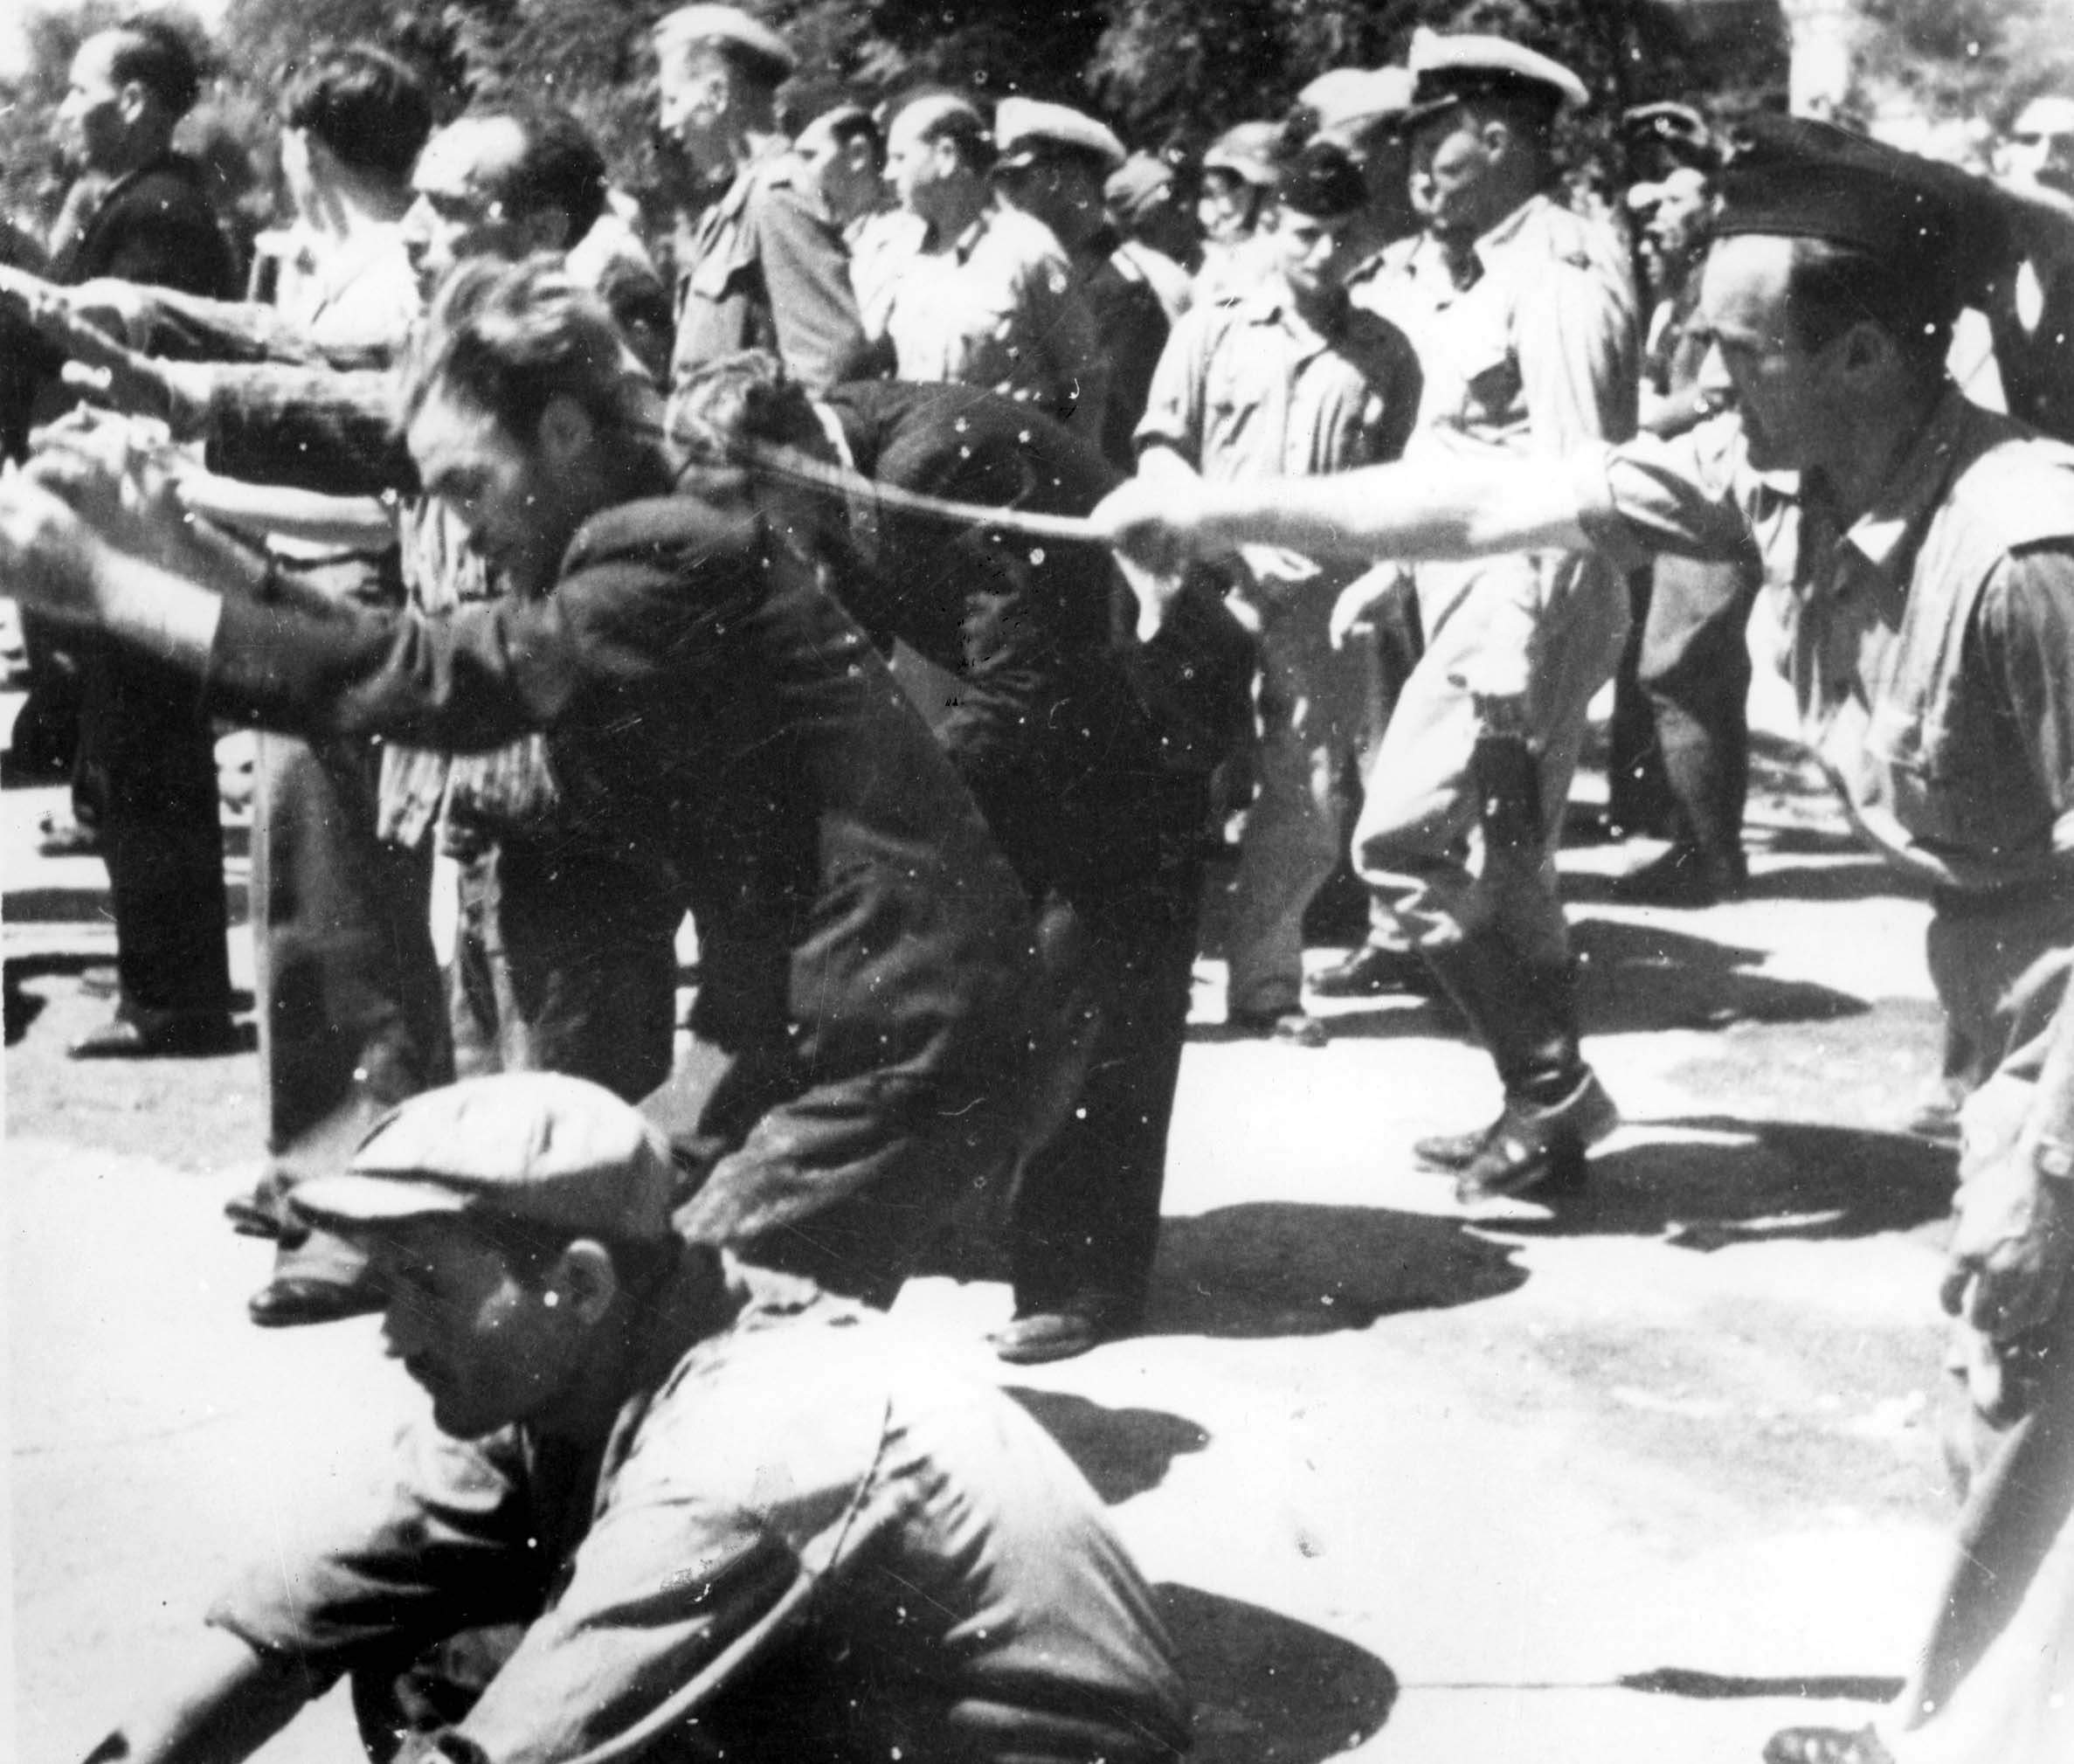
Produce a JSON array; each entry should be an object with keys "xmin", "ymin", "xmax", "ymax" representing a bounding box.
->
[
  {"xmin": 994, "ymin": 98, "xmax": 1127, "ymax": 174},
  {"xmin": 293, "ymin": 1073, "xmax": 680, "ymax": 1242},
  {"xmin": 653, "ymin": 5, "xmax": 797, "ymax": 84},
  {"xmin": 1407, "ymin": 28, "xmax": 1590, "ymax": 123},
  {"xmin": 1716, "ymin": 113, "xmax": 2012, "ymax": 310},
  {"xmin": 1201, "ymin": 120, "xmax": 1287, "ymax": 189},
  {"xmin": 1104, "ymin": 152, "xmax": 1176, "ymax": 225},
  {"xmin": 1297, "ymin": 66, "xmax": 1416, "ymax": 142}
]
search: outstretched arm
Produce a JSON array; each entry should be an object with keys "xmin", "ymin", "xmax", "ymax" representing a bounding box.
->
[
  {"xmin": 80, "ymin": 1626, "xmax": 309, "ymax": 1764},
  {"xmin": 1093, "ymin": 451, "xmax": 1594, "ymax": 578}
]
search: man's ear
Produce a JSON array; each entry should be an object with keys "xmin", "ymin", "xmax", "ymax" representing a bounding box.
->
[
  {"xmin": 536, "ymin": 393, "xmax": 598, "ymax": 467},
  {"xmin": 550, "ymin": 1239, "xmax": 620, "ymax": 1325},
  {"xmin": 117, "ymin": 82, "xmax": 152, "ymax": 128},
  {"xmin": 1478, "ymin": 118, "xmax": 1515, "ymax": 163},
  {"xmin": 1836, "ymin": 320, "xmax": 1896, "ymax": 382}
]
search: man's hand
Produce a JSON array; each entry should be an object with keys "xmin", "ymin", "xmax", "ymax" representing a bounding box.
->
[
  {"xmin": 1329, "ymin": 566, "xmax": 1406, "ymax": 650},
  {"xmin": 1940, "ymin": 1139, "xmax": 2074, "ymax": 1344},
  {"xmin": 27, "ymin": 303, "xmax": 211, "ymax": 434},
  {"xmin": 1092, "ymin": 475, "xmax": 1207, "ymax": 581},
  {"xmin": 0, "ymin": 462, "xmax": 114, "ymax": 627},
  {"xmin": 26, "ymin": 409, "xmax": 203, "ymax": 575}
]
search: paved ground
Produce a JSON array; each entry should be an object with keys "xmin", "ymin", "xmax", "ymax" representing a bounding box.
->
[{"xmin": 5, "ymin": 664, "xmax": 1971, "ymax": 1764}]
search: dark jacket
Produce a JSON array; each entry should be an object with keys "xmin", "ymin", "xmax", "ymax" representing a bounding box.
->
[
  {"xmin": 207, "ymin": 487, "xmax": 1039, "ymax": 1121},
  {"xmin": 820, "ymin": 380, "xmax": 1252, "ymax": 893},
  {"xmin": 50, "ymin": 153, "xmax": 239, "ymax": 295}
]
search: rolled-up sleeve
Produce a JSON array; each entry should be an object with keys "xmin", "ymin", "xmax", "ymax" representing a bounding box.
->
[{"xmin": 1569, "ymin": 414, "xmax": 1764, "ymax": 575}]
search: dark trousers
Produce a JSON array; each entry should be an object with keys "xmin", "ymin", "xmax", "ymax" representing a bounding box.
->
[
  {"xmin": 78, "ymin": 641, "xmax": 232, "ymax": 1018},
  {"xmin": 449, "ymin": 836, "xmax": 681, "ymax": 1104},
  {"xmin": 1607, "ymin": 568, "xmax": 1674, "ymax": 835},
  {"xmin": 1636, "ymin": 550, "xmax": 1760, "ymax": 867},
  {"xmin": 249, "ymin": 728, "xmax": 452, "ymax": 1290},
  {"xmin": 1007, "ymin": 848, "xmax": 1206, "ymax": 1317}
]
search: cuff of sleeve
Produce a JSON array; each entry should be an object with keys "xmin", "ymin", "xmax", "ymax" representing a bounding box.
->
[{"xmin": 1562, "ymin": 443, "xmax": 1653, "ymax": 576}]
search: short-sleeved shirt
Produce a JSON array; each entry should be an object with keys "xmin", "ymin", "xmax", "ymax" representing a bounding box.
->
[
  {"xmin": 1135, "ymin": 280, "xmax": 1421, "ymax": 486},
  {"xmin": 211, "ymin": 1267, "xmax": 1193, "ymax": 1764},
  {"xmin": 671, "ymin": 142, "xmax": 870, "ymax": 394},
  {"xmin": 1573, "ymin": 391, "xmax": 2074, "ymax": 896},
  {"xmin": 881, "ymin": 203, "xmax": 1109, "ymax": 433}
]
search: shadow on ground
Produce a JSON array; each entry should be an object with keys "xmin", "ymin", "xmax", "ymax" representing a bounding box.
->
[
  {"xmin": 1006, "ymin": 1389, "xmax": 1210, "ymax": 1504},
  {"xmin": 1500, "ymin": 1115, "xmax": 1954, "ymax": 1249},
  {"xmin": 1156, "ymin": 1583, "xmax": 1398, "ymax": 1764},
  {"xmin": 1149, "ymin": 1203, "xmax": 1527, "ymax": 1337},
  {"xmin": 1571, "ymin": 915, "xmax": 1870, "ymax": 1035}
]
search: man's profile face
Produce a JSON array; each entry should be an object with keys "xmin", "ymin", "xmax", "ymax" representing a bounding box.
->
[
  {"xmin": 655, "ymin": 47, "xmax": 729, "ymax": 170},
  {"xmin": 798, "ymin": 122, "xmax": 882, "ymax": 227},
  {"xmin": 401, "ymin": 119, "xmax": 533, "ymax": 303},
  {"xmin": 1693, "ymin": 232, "xmax": 1841, "ymax": 474},
  {"xmin": 408, "ymin": 387, "xmax": 591, "ymax": 601},
  {"xmin": 2004, "ymin": 96, "xmax": 2074, "ymax": 196},
  {"xmin": 1644, "ymin": 170, "xmax": 1711, "ymax": 272},
  {"xmin": 371, "ymin": 1218, "xmax": 584, "ymax": 1439},
  {"xmin": 884, "ymin": 110, "xmax": 952, "ymax": 221},
  {"xmin": 1270, "ymin": 205, "xmax": 1351, "ymax": 300},
  {"xmin": 57, "ymin": 35, "xmax": 132, "ymax": 172},
  {"xmin": 1409, "ymin": 111, "xmax": 1499, "ymax": 240}
]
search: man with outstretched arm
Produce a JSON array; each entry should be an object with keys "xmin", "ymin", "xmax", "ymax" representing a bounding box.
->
[
  {"xmin": 1097, "ymin": 115, "xmax": 2074, "ymax": 1764},
  {"xmin": 3, "ymin": 255, "xmax": 1056, "ymax": 1310}
]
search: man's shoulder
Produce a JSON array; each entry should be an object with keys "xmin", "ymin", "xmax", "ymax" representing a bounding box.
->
[
  {"xmin": 563, "ymin": 493, "xmax": 768, "ymax": 588},
  {"xmin": 981, "ymin": 204, "xmax": 1070, "ymax": 271},
  {"xmin": 742, "ymin": 149, "xmax": 833, "ymax": 222},
  {"xmin": 1944, "ymin": 412, "xmax": 2074, "ymax": 556},
  {"xmin": 102, "ymin": 156, "xmax": 221, "ymax": 229},
  {"xmin": 1503, "ymin": 195, "xmax": 1631, "ymax": 287}
]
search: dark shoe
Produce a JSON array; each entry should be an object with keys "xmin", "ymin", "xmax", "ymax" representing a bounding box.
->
[
  {"xmin": 1762, "ymin": 1727, "xmax": 1895, "ymax": 1764},
  {"xmin": 1229, "ymin": 1007, "xmax": 1330, "ymax": 1048},
  {"xmin": 1610, "ymin": 842, "xmax": 1746, "ymax": 909},
  {"xmin": 1414, "ymin": 1118, "xmax": 1498, "ymax": 1172},
  {"xmin": 1309, "ymin": 944, "xmax": 1436, "ymax": 998},
  {"xmin": 1454, "ymin": 1070, "xmax": 1620, "ymax": 1205},
  {"xmin": 247, "ymin": 1276, "xmax": 384, "ymax": 1329},
  {"xmin": 68, "ymin": 1010, "xmax": 242, "ymax": 1060},
  {"xmin": 224, "ymin": 1194, "xmax": 287, "ymax": 1241},
  {"xmin": 992, "ymin": 1297, "xmax": 1140, "ymax": 1366},
  {"xmin": 36, "ymin": 810, "xmax": 101, "ymax": 858}
]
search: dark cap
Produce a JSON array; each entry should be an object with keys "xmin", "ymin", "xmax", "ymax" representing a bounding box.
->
[
  {"xmin": 1715, "ymin": 114, "xmax": 2013, "ymax": 311},
  {"xmin": 1277, "ymin": 139, "xmax": 1366, "ymax": 220},
  {"xmin": 1621, "ymin": 100, "xmax": 1718, "ymax": 171},
  {"xmin": 293, "ymin": 1073, "xmax": 681, "ymax": 1242}
]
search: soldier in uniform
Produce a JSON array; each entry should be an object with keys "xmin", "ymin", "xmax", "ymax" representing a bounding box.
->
[
  {"xmin": 654, "ymin": 4, "xmax": 870, "ymax": 392},
  {"xmin": 1094, "ymin": 116, "xmax": 2074, "ymax": 1764},
  {"xmin": 1302, "ymin": 31, "xmax": 1640, "ymax": 1197},
  {"xmin": 992, "ymin": 98, "xmax": 1172, "ymax": 470}
]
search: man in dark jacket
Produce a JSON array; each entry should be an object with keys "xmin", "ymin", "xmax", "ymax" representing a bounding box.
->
[
  {"xmin": 669, "ymin": 356, "xmax": 1255, "ymax": 1359},
  {"xmin": 6, "ymin": 257, "xmax": 1054, "ymax": 1308},
  {"xmin": 45, "ymin": 17, "xmax": 242, "ymax": 1057}
]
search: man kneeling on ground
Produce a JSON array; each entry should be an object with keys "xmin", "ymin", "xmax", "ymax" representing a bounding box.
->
[{"xmin": 80, "ymin": 1073, "xmax": 1193, "ymax": 1764}]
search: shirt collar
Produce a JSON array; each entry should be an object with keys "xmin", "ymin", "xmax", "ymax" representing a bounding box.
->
[
  {"xmin": 1819, "ymin": 384, "xmax": 1976, "ymax": 597},
  {"xmin": 1469, "ymin": 190, "xmax": 1550, "ymax": 266}
]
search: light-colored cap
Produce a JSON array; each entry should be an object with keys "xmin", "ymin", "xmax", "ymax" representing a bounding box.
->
[
  {"xmin": 994, "ymin": 98, "xmax": 1127, "ymax": 173},
  {"xmin": 1408, "ymin": 28, "xmax": 1590, "ymax": 118},
  {"xmin": 1201, "ymin": 120, "xmax": 1287, "ymax": 188},
  {"xmin": 1297, "ymin": 66, "xmax": 1415, "ymax": 141},
  {"xmin": 653, "ymin": 5, "xmax": 797, "ymax": 84},
  {"xmin": 293, "ymin": 1073, "xmax": 680, "ymax": 1242}
]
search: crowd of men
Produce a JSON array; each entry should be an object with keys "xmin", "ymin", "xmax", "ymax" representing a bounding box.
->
[{"xmin": 2, "ymin": 7, "xmax": 2072, "ymax": 1764}]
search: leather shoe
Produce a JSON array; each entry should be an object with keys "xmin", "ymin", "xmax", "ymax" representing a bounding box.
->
[
  {"xmin": 68, "ymin": 1010, "xmax": 243, "ymax": 1060},
  {"xmin": 1309, "ymin": 944, "xmax": 1436, "ymax": 998},
  {"xmin": 1414, "ymin": 1119, "xmax": 1497, "ymax": 1172},
  {"xmin": 1229, "ymin": 1007, "xmax": 1330, "ymax": 1048},
  {"xmin": 247, "ymin": 1276, "xmax": 384, "ymax": 1329},
  {"xmin": 992, "ymin": 1297, "xmax": 1139, "ymax": 1366},
  {"xmin": 1452, "ymin": 1071, "xmax": 1620, "ymax": 1205},
  {"xmin": 1762, "ymin": 1727, "xmax": 1894, "ymax": 1764},
  {"xmin": 1610, "ymin": 842, "xmax": 1746, "ymax": 909}
]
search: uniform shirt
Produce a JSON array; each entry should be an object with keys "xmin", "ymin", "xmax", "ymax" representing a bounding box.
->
[
  {"xmin": 846, "ymin": 206, "xmax": 926, "ymax": 339},
  {"xmin": 670, "ymin": 140, "xmax": 869, "ymax": 394},
  {"xmin": 1071, "ymin": 225, "xmax": 1172, "ymax": 472},
  {"xmin": 1372, "ymin": 191, "xmax": 1639, "ymax": 460},
  {"xmin": 210, "ymin": 1265, "xmax": 1192, "ymax": 1764},
  {"xmin": 881, "ymin": 203, "xmax": 1110, "ymax": 436},
  {"xmin": 1572, "ymin": 391, "xmax": 2074, "ymax": 896},
  {"xmin": 1136, "ymin": 280, "xmax": 1421, "ymax": 485}
]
